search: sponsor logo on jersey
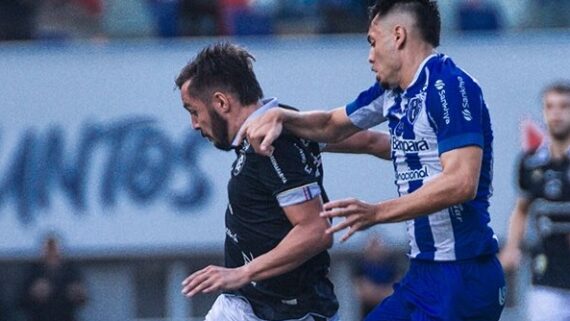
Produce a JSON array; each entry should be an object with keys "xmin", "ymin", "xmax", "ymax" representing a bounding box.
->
[
  {"xmin": 450, "ymin": 204, "xmax": 464, "ymax": 222},
  {"xmin": 226, "ymin": 228, "xmax": 238, "ymax": 243},
  {"xmin": 435, "ymin": 79, "xmax": 445, "ymax": 90},
  {"xmin": 498, "ymin": 286, "xmax": 507, "ymax": 306},
  {"xmin": 270, "ymin": 155, "xmax": 288, "ymax": 184},
  {"xmin": 435, "ymin": 79, "xmax": 450, "ymax": 124},
  {"xmin": 457, "ymin": 76, "xmax": 473, "ymax": 121},
  {"xmin": 396, "ymin": 166, "xmax": 429, "ymax": 182},
  {"xmin": 392, "ymin": 137, "xmax": 430, "ymax": 153}
]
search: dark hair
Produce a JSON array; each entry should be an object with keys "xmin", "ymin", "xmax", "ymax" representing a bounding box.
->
[
  {"xmin": 542, "ymin": 80, "xmax": 570, "ymax": 98},
  {"xmin": 369, "ymin": 0, "xmax": 441, "ymax": 47},
  {"xmin": 175, "ymin": 42, "xmax": 263, "ymax": 105}
]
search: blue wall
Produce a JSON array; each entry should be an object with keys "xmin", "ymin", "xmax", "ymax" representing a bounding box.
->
[{"xmin": 1, "ymin": 33, "xmax": 570, "ymax": 257}]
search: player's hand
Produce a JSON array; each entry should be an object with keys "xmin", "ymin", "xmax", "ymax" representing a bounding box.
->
[
  {"xmin": 321, "ymin": 198, "xmax": 379, "ymax": 242},
  {"xmin": 498, "ymin": 245, "xmax": 521, "ymax": 272},
  {"xmin": 237, "ymin": 108, "xmax": 283, "ymax": 156},
  {"xmin": 30, "ymin": 278, "xmax": 52, "ymax": 302},
  {"xmin": 181, "ymin": 265, "xmax": 250, "ymax": 297}
]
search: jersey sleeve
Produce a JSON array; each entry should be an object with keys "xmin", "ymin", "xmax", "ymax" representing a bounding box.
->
[
  {"xmin": 257, "ymin": 136, "xmax": 323, "ymax": 208},
  {"xmin": 426, "ymin": 75, "xmax": 485, "ymax": 155},
  {"xmin": 345, "ymin": 82, "xmax": 387, "ymax": 129}
]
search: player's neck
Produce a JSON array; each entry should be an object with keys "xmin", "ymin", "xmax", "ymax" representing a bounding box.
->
[
  {"xmin": 228, "ymin": 101, "xmax": 263, "ymax": 144},
  {"xmin": 550, "ymin": 136, "xmax": 570, "ymax": 160},
  {"xmin": 400, "ymin": 45, "xmax": 435, "ymax": 90}
]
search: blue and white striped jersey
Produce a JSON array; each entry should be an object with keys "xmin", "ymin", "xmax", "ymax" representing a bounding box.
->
[{"xmin": 346, "ymin": 54, "xmax": 498, "ymax": 261}]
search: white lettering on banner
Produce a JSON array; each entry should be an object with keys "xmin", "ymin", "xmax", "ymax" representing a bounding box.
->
[{"xmin": 0, "ymin": 118, "xmax": 211, "ymax": 225}]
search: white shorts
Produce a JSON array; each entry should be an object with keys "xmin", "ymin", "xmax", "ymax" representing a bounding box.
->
[
  {"xmin": 528, "ymin": 285, "xmax": 570, "ymax": 321},
  {"xmin": 204, "ymin": 294, "xmax": 340, "ymax": 321}
]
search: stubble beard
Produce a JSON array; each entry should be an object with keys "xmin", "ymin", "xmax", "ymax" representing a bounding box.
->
[
  {"xmin": 209, "ymin": 108, "xmax": 233, "ymax": 151},
  {"xmin": 549, "ymin": 124, "xmax": 570, "ymax": 143}
]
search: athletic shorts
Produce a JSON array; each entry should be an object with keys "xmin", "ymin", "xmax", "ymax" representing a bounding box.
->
[
  {"xmin": 204, "ymin": 294, "xmax": 340, "ymax": 321},
  {"xmin": 364, "ymin": 255, "xmax": 506, "ymax": 321}
]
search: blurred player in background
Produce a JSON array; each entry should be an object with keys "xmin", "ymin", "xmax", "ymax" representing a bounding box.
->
[
  {"xmin": 241, "ymin": 0, "xmax": 505, "ymax": 320},
  {"xmin": 500, "ymin": 81, "xmax": 570, "ymax": 321},
  {"xmin": 175, "ymin": 42, "xmax": 345, "ymax": 321},
  {"xmin": 351, "ymin": 234, "xmax": 405, "ymax": 319},
  {"xmin": 19, "ymin": 234, "xmax": 87, "ymax": 321}
]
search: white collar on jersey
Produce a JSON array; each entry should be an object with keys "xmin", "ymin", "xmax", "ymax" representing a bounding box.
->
[{"xmin": 231, "ymin": 97, "xmax": 279, "ymax": 147}]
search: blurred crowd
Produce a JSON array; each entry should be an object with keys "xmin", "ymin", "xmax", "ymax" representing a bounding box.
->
[
  {"xmin": 0, "ymin": 0, "xmax": 370, "ymax": 41},
  {"xmin": 1, "ymin": 0, "xmax": 570, "ymax": 42}
]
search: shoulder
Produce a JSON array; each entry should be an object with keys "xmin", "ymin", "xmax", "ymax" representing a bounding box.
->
[
  {"xmin": 521, "ymin": 145, "xmax": 551, "ymax": 170},
  {"xmin": 274, "ymin": 133, "xmax": 319, "ymax": 151},
  {"xmin": 428, "ymin": 56, "xmax": 481, "ymax": 97},
  {"xmin": 346, "ymin": 83, "xmax": 385, "ymax": 114}
]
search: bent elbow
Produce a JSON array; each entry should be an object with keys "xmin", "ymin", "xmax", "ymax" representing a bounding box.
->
[
  {"xmin": 456, "ymin": 180, "xmax": 478, "ymax": 203},
  {"xmin": 314, "ymin": 229, "xmax": 333, "ymax": 251},
  {"xmin": 322, "ymin": 232, "xmax": 334, "ymax": 250}
]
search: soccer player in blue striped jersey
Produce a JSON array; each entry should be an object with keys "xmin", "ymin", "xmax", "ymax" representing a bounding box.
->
[{"xmin": 240, "ymin": 1, "xmax": 505, "ymax": 320}]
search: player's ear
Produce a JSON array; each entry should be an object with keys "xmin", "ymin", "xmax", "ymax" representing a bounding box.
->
[
  {"xmin": 212, "ymin": 92, "xmax": 231, "ymax": 114},
  {"xmin": 394, "ymin": 25, "xmax": 407, "ymax": 49}
]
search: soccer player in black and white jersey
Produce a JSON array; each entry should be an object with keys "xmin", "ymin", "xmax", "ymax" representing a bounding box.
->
[
  {"xmin": 175, "ymin": 42, "xmax": 391, "ymax": 321},
  {"xmin": 500, "ymin": 81, "xmax": 570, "ymax": 320}
]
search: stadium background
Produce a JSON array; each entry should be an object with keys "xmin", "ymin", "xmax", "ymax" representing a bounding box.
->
[{"xmin": 1, "ymin": 1, "xmax": 569, "ymax": 320}]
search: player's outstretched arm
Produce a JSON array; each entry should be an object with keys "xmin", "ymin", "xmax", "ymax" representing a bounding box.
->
[
  {"xmin": 321, "ymin": 146, "xmax": 483, "ymax": 241},
  {"xmin": 240, "ymin": 107, "xmax": 360, "ymax": 156},
  {"xmin": 322, "ymin": 130, "xmax": 391, "ymax": 160},
  {"xmin": 181, "ymin": 197, "xmax": 331, "ymax": 296}
]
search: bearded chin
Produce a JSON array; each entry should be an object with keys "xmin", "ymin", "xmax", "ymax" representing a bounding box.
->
[
  {"xmin": 214, "ymin": 141, "xmax": 233, "ymax": 151},
  {"xmin": 377, "ymin": 76, "xmax": 393, "ymax": 90},
  {"xmin": 550, "ymin": 127, "xmax": 570, "ymax": 142},
  {"xmin": 210, "ymin": 109, "xmax": 233, "ymax": 151}
]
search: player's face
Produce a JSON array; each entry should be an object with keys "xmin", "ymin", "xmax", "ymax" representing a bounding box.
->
[
  {"xmin": 543, "ymin": 91, "xmax": 570, "ymax": 141},
  {"xmin": 180, "ymin": 80, "xmax": 232, "ymax": 151},
  {"xmin": 367, "ymin": 15, "xmax": 401, "ymax": 89}
]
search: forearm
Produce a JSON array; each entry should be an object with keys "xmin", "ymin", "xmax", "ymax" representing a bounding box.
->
[
  {"xmin": 376, "ymin": 171, "xmax": 476, "ymax": 223},
  {"xmin": 505, "ymin": 202, "xmax": 528, "ymax": 249},
  {"xmin": 323, "ymin": 130, "xmax": 391, "ymax": 160},
  {"xmin": 243, "ymin": 223, "xmax": 331, "ymax": 282},
  {"xmin": 281, "ymin": 108, "xmax": 358, "ymax": 143}
]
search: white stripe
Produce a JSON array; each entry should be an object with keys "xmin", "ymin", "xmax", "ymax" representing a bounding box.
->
[
  {"xmin": 429, "ymin": 209, "xmax": 456, "ymax": 260},
  {"xmin": 276, "ymin": 182, "xmax": 321, "ymax": 207},
  {"xmin": 407, "ymin": 219, "xmax": 420, "ymax": 258},
  {"xmin": 415, "ymin": 98, "xmax": 456, "ymax": 260}
]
